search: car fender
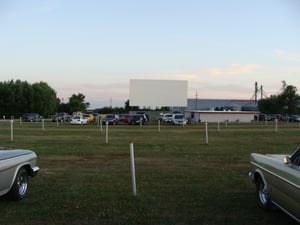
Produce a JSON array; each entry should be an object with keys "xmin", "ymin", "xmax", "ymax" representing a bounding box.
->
[
  {"xmin": 8, "ymin": 162, "xmax": 33, "ymax": 191},
  {"xmin": 250, "ymin": 162, "xmax": 269, "ymax": 189}
]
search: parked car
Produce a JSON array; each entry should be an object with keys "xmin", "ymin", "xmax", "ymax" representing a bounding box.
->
[
  {"xmin": 102, "ymin": 114, "xmax": 119, "ymax": 125},
  {"xmin": 128, "ymin": 114, "xmax": 145, "ymax": 125},
  {"xmin": 21, "ymin": 113, "xmax": 41, "ymax": 122},
  {"xmin": 267, "ymin": 114, "xmax": 280, "ymax": 121},
  {"xmin": 82, "ymin": 114, "xmax": 94, "ymax": 123},
  {"xmin": 136, "ymin": 112, "xmax": 149, "ymax": 122},
  {"xmin": 160, "ymin": 113, "xmax": 173, "ymax": 123},
  {"xmin": 93, "ymin": 113, "xmax": 101, "ymax": 123},
  {"xmin": 0, "ymin": 147, "xmax": 39, "ymax": 200},
  {"xmin": 254, "ymin": 113, "xmax": 270, "ymax": 121},
  {"xmin": 172, "ymin": 113, "xmax": 187, "ymax": 125},
  {"xmin": 288, "ymin": 115, "xmax": 300, "ymax": 122},
  {"xmin": 70, "ymin": 116, "xmax": 88, "ymax": 125},
  {"xmin": 121, "ymin": 114, "xmax": 130, "ymax": 123},
  {"xmin": 249, "ymin": 147, "xmax": 300, "ymax": 223},
  {"xmin": 51, "ymin": 112, "xmax": 69, "ymax": 122}
]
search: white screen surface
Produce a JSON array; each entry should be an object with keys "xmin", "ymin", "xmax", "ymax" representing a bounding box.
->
[{"xmin": 129, "ymin": 79, "xmax": 188, "ymax": 107}]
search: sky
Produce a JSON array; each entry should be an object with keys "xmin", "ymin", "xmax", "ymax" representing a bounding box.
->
[{"xmin": 1, "ymin": 0, "xmax": 300, "ymax": 108}]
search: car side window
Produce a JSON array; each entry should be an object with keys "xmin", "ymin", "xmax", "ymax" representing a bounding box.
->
[{"xmin": 290, "ymin": 149, "xmax": 300, "ymax": 166}]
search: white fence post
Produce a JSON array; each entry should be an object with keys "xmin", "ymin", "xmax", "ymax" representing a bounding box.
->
[
  {"xmin": 100, "ymin": 118, "xmax": 103, "ymax": 133},
  {"xmin": 205, "ymin": 122, "xmax": 208, "ymax": 144},
  {"xmin": 130, "ymin": 142, "xmax": 137, "ymax": 196},
  {"xmin": 10, "ymin": 120, "xmax": 14, "ymax": 142},
  {"xmin": 158, "ymin": 120, "xmax": 160, "ymax": 132},
  {"xmin": 105, "ymin": 121, "xmax": 108, "ymax": 143},
  {"xmin": 42, "ymin": 119, "xmax": 45, "ymax": 131}
]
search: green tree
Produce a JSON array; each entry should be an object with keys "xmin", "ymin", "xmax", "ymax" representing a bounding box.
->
[
  {"xmin": 31, "ymin": 82, "xmax": 58, "ymax": 116},
  {"xmin": 124, "ymin": 99, "xmax": 130, "ymax": 112},
  {"xmin": 257, "ymin": 95, "xmax": 281, "ymax": 114},
  {"xmin": 0, "ymin": 79, "xmax": 59, "ymax": 118},
  {"xmin": 124, "ymin": 99, "xmax": 139, "ymax": 111},
  {"xmin": 258, "ymin": 84, "xmax": 300, "ymax": 114},
  {"xmin": 68, "ymin": 93, "xmax": 89, "ymax": 112},
  {"xmin": 58, "ymin": 102, "xmax": 71, "ymax": 114},
  {"xmin": 278, "ymin": 85, "xmax": 299, "ymax": 114}
]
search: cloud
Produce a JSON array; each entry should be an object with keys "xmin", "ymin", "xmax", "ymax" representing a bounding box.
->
[
  {"xmin": 129, "ymin": 63, "xmax": 266, "ymax": 82},
  {"xmin": 206, "ymin": 64, "xmax": 265, "ymax": 76},
  {"xmin": 273, "ymin": 49, "xmax": 300, "ymax": 62},
  {"xmin": 174, "ymin": 74, "xmax": 198, "ymax": 80}
]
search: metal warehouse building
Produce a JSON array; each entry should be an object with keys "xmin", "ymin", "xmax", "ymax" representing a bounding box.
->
[
  {"xmin": 181, "ymin": 99, "xmax": 258, "ymax": 123},
  {"xmin": 184, "ymin": 110, "xmax": 258, "ymax": 123},
  {"xmin": 186, "ymin": 99, "xmax": 258, "ymax": 111}
]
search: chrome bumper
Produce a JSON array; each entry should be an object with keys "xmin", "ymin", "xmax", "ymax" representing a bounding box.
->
[
  {"xmin": 248, "ymin": 171, "xmax": 255, "ymax": 183},
  {"xmin": 31, "ymin": 166, "xmax": 40, "ymax": 176}
]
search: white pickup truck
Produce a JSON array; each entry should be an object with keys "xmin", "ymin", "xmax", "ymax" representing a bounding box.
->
[{"xmin": 0, "ymin": 148, "xmax": 39, "ymax": 200}]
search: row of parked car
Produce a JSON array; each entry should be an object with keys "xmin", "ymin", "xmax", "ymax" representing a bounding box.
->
[
  {"xmin": 21, "ymin": 113, "xmax": 43, "ymax": 122},
  {"xmin": 20, "ymin": 112, "xmax": 189, "ymax": 126},
  {"xmin": 56, "ymin": 113, "xmax": 149, "ymax": 125},
  {"xmin": 101, "ymin": 113, "xmax": 149, "ymax": 125},
  {"xmin": 255, "ymin": 113, "xmax": 300, "ymax": 122},
  {"xmin": 159, "ymin": 113, "xmax": 188, "ymax": 125},
  {"xmin": 19, "ymin": 112, "xmax": 97, "ymax": 124},
  {"xmin": 52, "ymin": 112, "xmax": 96, "ymax": 123}
]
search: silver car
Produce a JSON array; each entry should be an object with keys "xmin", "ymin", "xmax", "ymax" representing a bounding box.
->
[
  {"xmin": 249, "ymin": 147, "xmax": 300, "ymax": 222},
  {"xmin": 0, "ymin": 148, "xmax": 40, "ymax": 200},
  {"xmin": 172, "ymin": 114, "xmax": 187, "ymax": 125}
]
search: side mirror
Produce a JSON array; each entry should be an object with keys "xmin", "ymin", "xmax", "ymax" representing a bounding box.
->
[{"xmin": 283, "ymin": 156, "xmax": 290, "ymax": 164}]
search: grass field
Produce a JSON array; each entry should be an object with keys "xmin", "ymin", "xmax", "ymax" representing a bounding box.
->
[{"xmin": 0, "ymin": 120, "xmax": 299, "ymax": 225}]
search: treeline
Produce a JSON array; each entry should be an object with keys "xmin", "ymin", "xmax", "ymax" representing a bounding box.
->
[
  {"xmin": 0, "ymin": 80, "xmax": 58, "ymax": 118},
  {"xmin": 258, "ymin": 84, "xmax": 300, "ymax": 115},
  {"xmin": 0, "ymin": 79, "xmax": 168, "ymax": 119},
  {"xmin": 2, "ymin": 79, "xmax": 298, "ymax": 119},
  {"xmin": 0, "ymin": 80, "xmax": 97, "ymax": 118}
]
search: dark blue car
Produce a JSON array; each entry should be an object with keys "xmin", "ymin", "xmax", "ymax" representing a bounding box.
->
[{"xmin": 21, "ymin": 113, "xmax": 41, "ymax": 122}]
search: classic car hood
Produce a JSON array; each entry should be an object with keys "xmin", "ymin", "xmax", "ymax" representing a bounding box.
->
[
  {"xmin": 250, "ymin": 153, "xmax": 289, "ymax": 165},
  {"xmin": 265, "ymin": 154, "xmax": 287, "ymax": 160},
  {"xmin": 0, "ymin": 149, "xmax": 33, "ymax": 160}
]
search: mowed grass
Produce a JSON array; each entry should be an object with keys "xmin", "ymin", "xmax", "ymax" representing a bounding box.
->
[{"xmin": 0, "ymin": 120, "xmax": 299, "ymax": 225}]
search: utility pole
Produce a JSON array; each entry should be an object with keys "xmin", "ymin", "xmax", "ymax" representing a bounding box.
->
[
  {"xmin": 195, "ymin": 90, "xmax": 198, "ymax": 110},
  {"xmin": 254, "ymin": 82, "xmax": 258, "ymax": 103},
  {"xmin": 259, "ymin": 85, "xmax": 268, "ymax": 99}
]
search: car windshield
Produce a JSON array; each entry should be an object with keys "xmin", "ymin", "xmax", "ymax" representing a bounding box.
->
[
  {"xmin": 290, "ymin": 148, "xmax": 300, "ymax": 166},
  {"xmin": 174, "ymin": 114, "xmax": 184, "ymax": 119}
]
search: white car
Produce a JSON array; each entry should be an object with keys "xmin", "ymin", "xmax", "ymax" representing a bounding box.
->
[
  {"xmin": 172, "ymin": 114, "xmax": 187, "ymax": 125},
  {"xmin": 0, "ymin": 148, "xmax": 39, "ymax": 200},
  {"xmin": 70, "ymin": 116, "xmax": 88, "ymax": 125},
  {"xmin": 160, "ymin": 113, "xmax": 173, "ymax": 123}
]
